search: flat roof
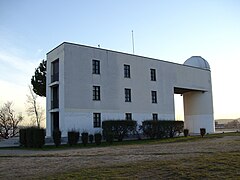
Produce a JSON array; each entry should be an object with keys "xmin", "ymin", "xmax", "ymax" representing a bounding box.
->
[{"xmin": 47, "ymin": 42, "xmax": 210, "ymax": 72}]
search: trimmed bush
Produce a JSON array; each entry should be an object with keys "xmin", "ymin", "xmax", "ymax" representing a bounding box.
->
[
  {"xmin": 81, "ymin": 132, "xmax": 89, "ymax": 146},
  {"xmin": 89, "ymin": 134, "xmax": 94, "ymax": 144},
  {"xmin": 94, "ymin": 133, "xmax": 102, "ymax": 145},
  {"xmin": 106, "ymin": 132, "xmax": 114, "ymax": 144},
  {"xmin": 53, "ymin": 129, "xmax": 61, "ymax": 147},
  {"xmin": 200, "ymin": 128, "xmax": 206, "ymax": 137},
  {"xmin": 19, "ymin": 127, "xmax": 45, "ymax": 148},
  {"xmin": 102, "ymin": 120, "xmax": 137, "ymax": 142},
  {"xmin": 142, "ymin": 120, "xmax": 184, "ymax": 139},
  {"xmin": 68, "ymin": 131, "xmax": 79, "ymax": 146},
  {"xmin": 33, "ymin": 128, "xmax": 45, "ymax": 148},
  {"xmin": 184, "ymin": 129, "xmax": 189, "ymax": 137},
  {"xmin": 19, "ymin": 128, "xmax": 27, "ymax": 146}
]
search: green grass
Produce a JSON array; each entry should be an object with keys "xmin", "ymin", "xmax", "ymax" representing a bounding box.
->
[{"xmin": 45, "ymin": 151, "xmax": 240, "ymax": 179}]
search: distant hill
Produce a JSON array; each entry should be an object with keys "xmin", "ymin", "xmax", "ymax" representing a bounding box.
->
[{"xmin": 215, "ymin": 118, "xmax": 240, "ymax": 124}]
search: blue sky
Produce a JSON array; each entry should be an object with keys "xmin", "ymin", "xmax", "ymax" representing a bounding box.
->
[{"xmin": 0, "ymin": 0, "xmax": 240, "ymax": 121}]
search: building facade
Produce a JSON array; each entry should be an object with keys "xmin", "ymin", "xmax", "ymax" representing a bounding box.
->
[{"xmin": 46, "ymin": 42, "xmax": 214, "ymax": 137}]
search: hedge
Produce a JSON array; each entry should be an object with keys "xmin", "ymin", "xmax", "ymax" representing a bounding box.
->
[
  {"xmin": 53, "ymin": 129, "xmax": 61, "ymax": 147},
  {"xmin": 94, "ymin": 133, "xmax": 102, "ymax": 145},
  {"xmin": 68, "ymin": 131, "xmax": 79, "ymax": 146},
  {"xmin": 102, "ymin": 120, "xmax": 137, "ymax": 142},
  {"xmin": 81, "ymin": 132, "xmax": 88, "ymax": 146},
  {"xmin": 142, "ymin": 120, "xmax": 184, "ymax": 139},
  {"xmin": 89, "ymin": 134, "xmax": 94, "ymax": 144},
  {"xmin": 19, "ymin": 127, "xmax": 45, "ymax": 148}
]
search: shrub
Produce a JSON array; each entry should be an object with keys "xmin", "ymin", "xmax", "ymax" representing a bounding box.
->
[
  {"xmin": 26, "ymin": 127, "xmax": 34, "ymax": 147},
  {"xmin": 20, "ymin": 127, "xmax": 45, "ymax": 148},
  {"xmin": 94, "ymin": 133, "xmax": 102, "ymax": 145},
  {"xmin": 19, "ymin": 128, "xmax": 27, "ymax": 146},
  {"xmin": 102, "ymin": 120, "xmax": 137, "ymax": 142},
  {"xmin": 68, "ymin": 131, "xmax": 79, "ymax": 146},
  {"xmin": 53, "ymin": 129, "xmax": 61, "ymax": 147},
  {"xmin": 33, "ymin": 128, "xmax": 45, "ymax": 148},
  {"xmin": 81, "ymin": 132, "xmax": 89, "ymax": 146},
  {"xmin": 200, "ymin": 128, "xmax": 206, "ymax": 137},
  {"xmin": 105, "ymin": 132, "xmax": 114, "ymax": 144},
  {"xmin": 89, "ymin": 134, "xmax": 94, "ymax": 144},
  {"xmin": 183, "ymin": 129, "xmax": 189, "ymax": 137},
  {"xmin": 142, "ymin": 120, "xmax": 184, "ymax": 139}
]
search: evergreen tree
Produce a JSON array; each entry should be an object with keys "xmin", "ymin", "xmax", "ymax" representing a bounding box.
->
[{"xmin": 31, "ymin": 60, "xmax": 46, "ymax": 97}]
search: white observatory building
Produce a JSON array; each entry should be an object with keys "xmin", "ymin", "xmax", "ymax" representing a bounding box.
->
[{"xmin": 46, "ymin": 42, "xmax": 214, "ymax": 137}]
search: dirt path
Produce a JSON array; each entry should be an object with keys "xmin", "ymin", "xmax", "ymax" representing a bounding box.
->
[{"xmin": 0, "ymin": 136, "xmax": 239, "ymax": 179}]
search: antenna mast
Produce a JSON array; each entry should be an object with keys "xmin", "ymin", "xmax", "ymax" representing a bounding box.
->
[{"xmin": 132, "ymin": 30, "xmax": 135, "ymax": 54}]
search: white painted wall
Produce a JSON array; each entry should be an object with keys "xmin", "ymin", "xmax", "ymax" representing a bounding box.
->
[{"xmin": 46, "ymin": 42, "xmax": 214, "ymax": 137}]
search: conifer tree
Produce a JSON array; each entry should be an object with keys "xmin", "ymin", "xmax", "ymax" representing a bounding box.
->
[{"xmin": 31, "ymin": 60, "xmax": 46, "ymax": 97}]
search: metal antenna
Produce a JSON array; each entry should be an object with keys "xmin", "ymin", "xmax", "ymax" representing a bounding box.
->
[{"xmin": 132, "ymin": 30, "xmax": 135, "ymax": 54}]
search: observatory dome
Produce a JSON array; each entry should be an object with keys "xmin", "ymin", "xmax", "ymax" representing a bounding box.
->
[{"xmin": 184, "ymin": 56, "xmax": 210, "ymax": 70}]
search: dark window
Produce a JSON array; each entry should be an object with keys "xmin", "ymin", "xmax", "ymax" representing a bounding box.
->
[
  {"xmin": 51, "ymin": 86, "xmax": 59, "ymax": 109},
  {"xmin": 151, "ymin": 91, "xmax": 157, "ymax": 103},
  {"xmin": 93, "ymin": 113, "xmax": 101, "ymax": 128},
  {"xmin": 150, "ymin": 69, "xmax": 156, "ymax": 81},
  {"xmin": 93, "ymin": 86, "xmax": 100, "ymax": 100},
  {"xmin": 51, "ymin": 59, "xmax": 59, "ymax": 82},
  {"xmin": 124, "ymin": 64, "xmax": 130, "ymax": 78},
  {"xmin": 52, "ymin": 112, "xmax": 59, "ymax": 131},
  {"xmin": 92, "ymin": 60, "xmax": 100, "ymax": 74},
  {"xmin": 125, "ymin": 88, "xmax": 131, "ymax": 102},
  {"xmin": 125, "ymin": 113, "xmax": 132, "ymax": 120},
  {"xmin": 153, "ymin": 113, "xmax": 158, "ymax": 121}
]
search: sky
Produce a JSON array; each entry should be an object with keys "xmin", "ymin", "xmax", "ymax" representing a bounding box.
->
[{"xmin": 0, "ymin": 0, "xmax": 240, "ymax": 124}]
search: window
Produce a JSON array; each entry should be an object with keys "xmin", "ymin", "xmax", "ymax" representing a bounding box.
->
[
  {"xmin": 93, "ymin": 86, "xmax": 100, "ymax": 100},
  {"xmin": 125, "ymin": 88, "xmax": 131, "ymax": 102},
  {"xmin": 51, "ymin": 59, "xmax": 59, "ymax": 82},
  {"xmin": 150, "ymin": 69, "xmax": 156, "ymax": 81},
  {"xmin": 125, "ymin": 113, "xmax": 132, "ymax": 120},
  {"xmin": 51, "ymin": 86, "xmax": 59, "ymax": 109},
  {"xmin": 124, "ymin": 64, "xmax": 130, "ymax": 78},
  {"xmin": 153, "ymin": 113, "xmax": 158, "ymax": 121},
  {"xmin": 93, "ymin": 113, "xmax": 101, "ymax": 128},
  {"xmin": 92, "ymin": 60, "xmax": 100, "ymax": 74},
  {"xmin": 151, "ymin": 91, "xmax": 157, "ymax": 103}
]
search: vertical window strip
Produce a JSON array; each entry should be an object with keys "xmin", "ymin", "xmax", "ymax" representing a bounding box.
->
[
  {"xmin": 151, "ymin": 91, "xmax": 157, "ymax": 103},
  {"xmin": 93, "ymin": 86, "xmax": 101, "ymax": 100},
  {"xmin": 93, "ymin": 113, "xmax": 101, "ymax": 127},
  {"xmin": 125, "ymin": 113, "xmax": 132, "ymax": 120},
  {"xmin": 125, "ymin": 88, "xmax": 131, "ymax": 102},
  {"xmin": 92, "ymin": 60, "xmax": 100, "ymax": 74},
  {"xmin": 124, "ymin": 64, "xmax": 130, "ymax": 78},
  {"xmin": 150, "ymin": 69, "xmax": 156, "ymax": 81}
]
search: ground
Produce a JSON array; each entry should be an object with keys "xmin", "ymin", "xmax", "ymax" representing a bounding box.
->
[{"xmin": 0, "ymin": 134, "xmax": 239, "ymax": 179}]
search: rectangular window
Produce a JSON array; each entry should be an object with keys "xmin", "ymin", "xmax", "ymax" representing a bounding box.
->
[
  {"xmin": 93, "ymin": 86, "xmax": 100, "ymax": 100},
  {"xmin": 153, "ymin": 113, "xmax": 158, "ymax": 121},
  {"xmin": 150, "ymin": 69, "xmax": 156, "ymax": 81},
  {"xmin": 92, "ymin": 60, "xmax": 100, "ymax": 74},
  {"xmin": 51, "ymin": 86, "xmax": 59, "ymax": 109},
  {"xmin": 125, "ymin": 88, "xmax": 131, "ymax": 102},
  {"xmin": 93, "ymin": 113, "xmax": 101, "ymax": 128},
  {"xmin": 124, "ymin": 64, "xmax": 131, "ymax": 78},
  {"xmin": 125, "ymin": 113, "xmax": 132, "ymax": 120},
  {"xmin": 51, "ymin": 59, "xmax": 59, "ymax": 82},
  {"xmin": 151, "ymin": 91, "xmax": 157, "ymax": 103}
]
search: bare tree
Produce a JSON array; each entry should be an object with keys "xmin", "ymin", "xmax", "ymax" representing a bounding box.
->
[
  {"xmin": 0, "ymin": 102, "xmax": 23, "ymax": 139},
  {"xmin": 26, "ymin": 85, "xmax": 45, "ymax": 128}
]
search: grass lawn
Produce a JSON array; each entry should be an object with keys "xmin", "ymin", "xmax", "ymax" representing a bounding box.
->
[
  {"xmin": 0, "ymin": 132, "xmax": 239, "ymax": 179},
  {"xmin": 46, "ymin": 152, "xmax": 240, "ymax": 179}
]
